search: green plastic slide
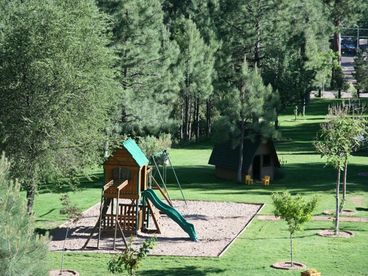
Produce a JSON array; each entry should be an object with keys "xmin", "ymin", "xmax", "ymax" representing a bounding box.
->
[{"xmin": 142, "ymin": 189, "xmax": 198, "ymax": 241}]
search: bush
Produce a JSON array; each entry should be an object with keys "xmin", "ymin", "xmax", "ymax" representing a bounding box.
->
[
  {"xmin": 138, "ymin": 134, "xmax": 172, "ymax": 158},
  {"xmin": 108, "ymin": 237, "xmax": 156, "ymax": 275},
  {"xmin": 0, "ymin": 153, "xmax": 48, "ymax": 275},
  {"xmin": 59, "ymin": 194, "xmax": 82, "ymax": 220}
]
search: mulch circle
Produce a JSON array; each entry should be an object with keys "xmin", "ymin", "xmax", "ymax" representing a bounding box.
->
[
  {"xmin": 318, "ymin": 229, "xmax": 354, "ymax": 238},
  {"xmin": 322, "ymin": 209, "xmax": 356, "ymax": 216},
  {"xmin": 271, "ymin": 261, "xmax": 306, "ymax": 270},
  {"xmin": 49, "ymin": 269, "xmax": 79, "ymax": 276}
]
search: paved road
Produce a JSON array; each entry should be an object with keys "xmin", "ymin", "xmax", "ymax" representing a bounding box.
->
[{"xmin": 341, "ymin": 55, "xmax": 356, "ymax": 84}]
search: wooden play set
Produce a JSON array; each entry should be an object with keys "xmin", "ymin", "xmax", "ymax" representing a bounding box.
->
[{"xmin": 82, "ymin": 139, "xmax": 197, "ymax": 250}]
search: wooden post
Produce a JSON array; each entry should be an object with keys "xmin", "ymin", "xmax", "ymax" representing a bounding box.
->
[
  {"xmin": 113, "ymin": 190, "xmax": 119, "ymax": 250},
  {"xmin": 97, "ymin": 189, "xmax": 104, "ymax": 249},
  {"xmin": 135, "ymin": 168, "xmax": 141, "ymax": 234}
]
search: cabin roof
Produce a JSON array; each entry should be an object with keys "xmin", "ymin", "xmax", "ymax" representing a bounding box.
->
[
  {"xmin": 122, "ymin": 138, "xmax": 149, "ymax": 167},
  {"xmin": 208, "ymin": 138, "xmax": 280, "ymax": 172}
]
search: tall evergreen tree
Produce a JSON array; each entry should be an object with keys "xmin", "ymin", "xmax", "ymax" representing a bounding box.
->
[
  {"xmin": 354, "ymin": 51, "xmax": 368, "ymax": 94},
  {"xmin": 0, "ymin": 0, "xmax": 122, "ymax": 213},
  {"xmin": 357, "ymin": 4, "xmax": 368, "ymax": 28},
  {"xmin": 213, "ymin": 60, "xmax": 278, "ymax": 183},
  {"xmin": 262, "ymin": 0, "xmax": 331, "ymax": 115},
  {"xmin": 172, "ymin": 17, "xmax": 215, "ymax": 141},
  {"xmin": 214, "ymin": 0, "xmax": 279, "ymax": 70},
  {"xmin": 323, "ymin": 0, "xmax": 365, "ymax": 61},
  {"xmin": 162, "ymin": 0, "xmax": 221, "ymax": 137},
  {"xmin": 100, "ymin": 0, "xmax": 180, "ymax": 136},
  {"xmin": 212, "ymin": 0, "xmax": 287, "ymax": 128},
  {"xmin": 0, "ymin": 153, "xmax": 48, "ymax": 275}
]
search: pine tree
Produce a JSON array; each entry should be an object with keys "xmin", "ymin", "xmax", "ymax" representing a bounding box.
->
[
  {"xmin": 213, "ymin": 60, "xmax": 278, "ymax": 183},
  {"xmin": 358, "ymin": 4, "xmax": 368, "ymax": 28},
  {"xmin": 214, "ymin": 0, "xmax": 279, "ymax": 70},
  {"xmin": 323, "ymin": 0, "xmax": 366, "ymax": 61},
  {"xmin": 172, "ymin": 17, "xmax": 215, "ymax": 141},
  {"xmin": 162, "ymin": 0, "xmax": 221, "ymax": 137},
  {"xmin": 354, "ymin": 51, "xmax": 368, "ymax": 94},
  {"xmin": 262, "ymin": 0, "xmax": 331, "ymax": 114},
  {"xmin": 0, "ymin": 0, "xmax": 122, "ymax": 213},
  {"xmin": 0, "ymin": 153, "xmax": 48, "ymax": 275},
  {"xmin": 100, "ymin": 0, "xmax": 180, "ymax": 136}
]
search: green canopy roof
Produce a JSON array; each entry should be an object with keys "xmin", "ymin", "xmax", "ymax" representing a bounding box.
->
[{"xmin": 122, "ymin": 138, "xmax": 149, "ymax": 167}]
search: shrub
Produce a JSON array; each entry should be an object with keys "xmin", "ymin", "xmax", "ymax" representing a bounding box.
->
[
  {"xmin": 0, "ymin": 153, "xmax": 48, "ymax": 275},
  {"xmin": 138, "ymin": 134, "xmax": 172, "ymax": 158},
  {"xmin": 108, "ymin": 237, "xmax": 156, "ymax": 276}
]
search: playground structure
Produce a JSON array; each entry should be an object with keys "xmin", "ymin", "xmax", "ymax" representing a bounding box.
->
[
  {"xmin": 82, "ymin": 139, "xmax": 197, "ymax": 250},
  {"xmin": 151, "ymin": 150, "xmax": 187, "ymax": 204}
]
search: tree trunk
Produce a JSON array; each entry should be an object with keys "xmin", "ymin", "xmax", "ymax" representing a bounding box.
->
[
  {"xmin": 183, "ymin": 96, "xmax": 189, "ymax": 141},
  {"xmin": 180, "ymin": 104, "xmax": 184, "ymax": 140},
  {"xmin": 195, "ymin": 97, "xmax": 200, "ymax": 141},
  {"xmin": 335, "ymin": 165, "xmax": 341, "ymax": 235},
  {"xmin": 254, "ymin": 20, "xmax": 261, "ymax": 67},
  {"xmin": 206, "ymin": 99, "xmax": 211, "ymax": 137},
  {"xmin": 104, "ymin": 141, "xmax": 109, "ymax": 159},
  {"xmin": 338, "ymin": 89, "xmax": 341, "ymax": 99},
  {"xmin": 26, "ymin": 184, "xmax": 36, "ymax": 215},
  {"xmin": 188, "ymin": 98, "xmax": 193, "ymax": 141},
  {"xmin": 333, "ymin": 31, "xmax": 341, "ymax": 65},
  {"xmin": 275, "ymin": 109, "xmax": 279, "ymax": 129},
  {"xmin": 340, "ymin": 158, "xmax": 348, "ymax": 213},
  {"xmin": 290, "ymin": 233, "xmax": 294, "ymax": 267},
  {"xmin": 237, "ymin": 119, "xmax": 245, "ymax": 183},
  {"xmin": 318, "ymin": 87, "xmax": 321, "ymax": 97}
]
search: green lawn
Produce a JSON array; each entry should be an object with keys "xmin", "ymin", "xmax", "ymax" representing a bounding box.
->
[
  {"xmin": 49, "ymin": 221, "xmax": 368, "ymax": 275},
  {"xmin": 43, "ymin": 99, "xmax": 368, "ymax": 275}
]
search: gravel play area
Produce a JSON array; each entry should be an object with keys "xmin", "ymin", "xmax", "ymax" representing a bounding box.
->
[{"xmin": 49, "ymin": 200, "xmax": 262, "ymax": 257}]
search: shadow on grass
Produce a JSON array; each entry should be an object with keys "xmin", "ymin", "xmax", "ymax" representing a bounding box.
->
[
  {"xmin": 35, "ymin": 228, "xmax": 50, "ymax": 236},
  {"xmin": 353, "ymin": 148, "xmax": 368, "ymax": 157},
  {"xmin": 140, "ymin": 266, "xmax": 225, "ymax": 276},
  {"xmin": 38, "ymin": 208, "xmax": 57, "ymax": 217},
  {"xmin": 276, "ymin": 122, "xmax": 321, "ymax": 152},
  {"xmin": 37, "ymin": 172, "xmax": 104, "ymax": 194},
  {"xmin": 164, "ymin": 162, "xmax": 368, "ymax": 195},
  {"xmin": 173, "ymin": 139, "xmax": 213, "ymax": 150}
]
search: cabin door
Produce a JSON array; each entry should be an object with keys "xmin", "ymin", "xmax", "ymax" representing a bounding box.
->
[{"xmin": 252, "ymin": 155, "xmax": 261, "ymax": 180}]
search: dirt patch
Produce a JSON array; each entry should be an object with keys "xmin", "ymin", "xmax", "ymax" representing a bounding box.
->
[
  {"xmin": 49, "ymin": 269, "xmax": 79, "ymax": 276},
  {"xmin": 258, "ymin": 214, "xmax": 368, "ymax": 222},
  {"xmin": 318, "ymin": 229, "xmax": 354, "ymax": 238},
  {"xmin": 271, "ymin": 261, "xmax": 306, "ymax": 270},
  {"xmin": 351, "ymin": 195, "xmax": 365, "ymax": 207},
  {"xmin": 322, "ymin": 209, "xmax": 356, "ymax": 216},
  {"xmin": 257, "ymin": 215, "xmax": 279, "ymax": 221},
  {"xmin": 49, "ymin": 200, "xmax": 262, "ymax": 257}
]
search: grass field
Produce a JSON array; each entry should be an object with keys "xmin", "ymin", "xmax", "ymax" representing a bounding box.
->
[{"xmin": 43, "ymin": 99, "xmax": 368, "ymax": 275}]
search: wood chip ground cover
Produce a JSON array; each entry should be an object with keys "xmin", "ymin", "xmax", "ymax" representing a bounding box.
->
[{"xmin": 49, "ymin": 200, "xmax": 262, "ymax": 257}]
